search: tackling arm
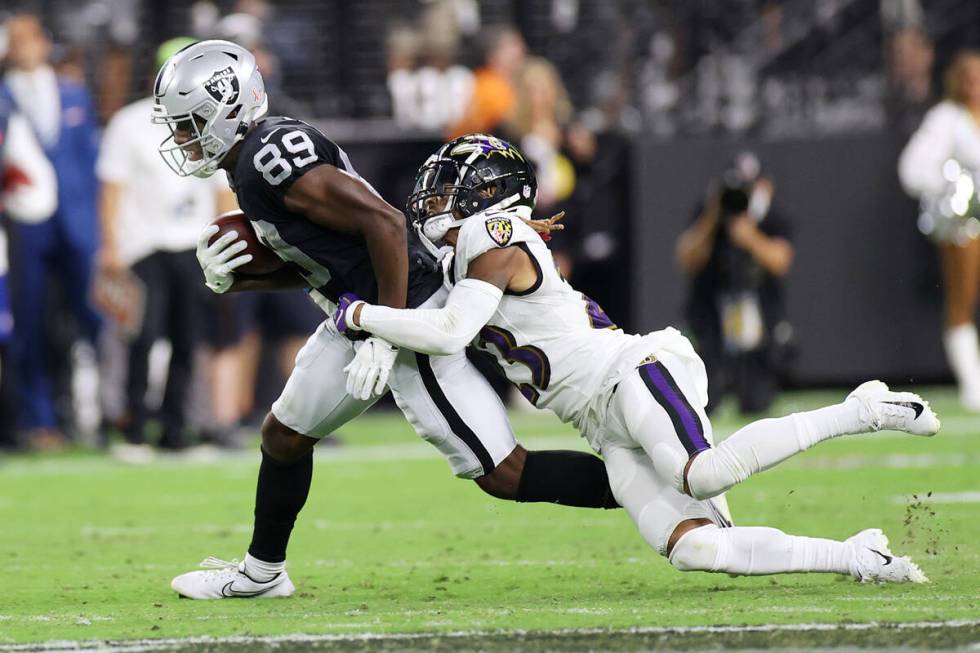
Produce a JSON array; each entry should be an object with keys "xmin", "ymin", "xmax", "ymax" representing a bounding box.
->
[
  {"xmin": 352, "ymin": 246, "xmax": 524, "ymax": 355},
  {"xmin": 285, "ymin": 164, "xmax": 409, "ymax": 308},
  {"xmin": 355, "ymin": 278, "xmax": 503, "ymax": 355}
]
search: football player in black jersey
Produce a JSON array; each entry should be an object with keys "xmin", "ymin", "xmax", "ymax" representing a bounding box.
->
[{"xmin": 152, "ymin": 40, "xmax": 617, "ymax": 599}]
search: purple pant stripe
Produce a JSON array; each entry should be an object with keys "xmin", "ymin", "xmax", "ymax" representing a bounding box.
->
[{"xmin": 640, "ymin": 362, "xmax": 710, "ymax": 455}]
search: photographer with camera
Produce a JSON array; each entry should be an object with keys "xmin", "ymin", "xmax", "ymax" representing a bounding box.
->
[{"xmin": 675, "ymin": 151, "xmax": 795, "ymax": 414}]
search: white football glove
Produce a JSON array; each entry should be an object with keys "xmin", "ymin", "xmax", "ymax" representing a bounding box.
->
[
  {"xmin": 343, "ymin": 336, "xmax": 398, "ymax": 401},
  {"xmin": 196, "ymin": 223, "xmax": 253, "ymax": 294}
]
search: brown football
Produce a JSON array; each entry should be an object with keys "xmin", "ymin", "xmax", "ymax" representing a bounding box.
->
[{"xmin": 209, "ymin": 210, "xmax": 285, "ymax": 276}]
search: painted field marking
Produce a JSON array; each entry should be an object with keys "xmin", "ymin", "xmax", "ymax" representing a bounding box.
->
[
  {"xmin": 1, "ymin": 619, "xmax": 978, "ymax": 653},
  {"xmin": 2, "ymin": 445, "xmax": 977, "ymax": 479},
  {"xmin": 890, "ymin": 491, "xmax": 980, "ymax": 504},
  {"xmin": 790, "ymin": 452, "xmax": 977, "ymax": 470}
]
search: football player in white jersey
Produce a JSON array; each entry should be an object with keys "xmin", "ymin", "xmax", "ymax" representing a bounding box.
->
[{"xmin": 336, "ymin": 134, "xmax": 941, "ymax": 583}]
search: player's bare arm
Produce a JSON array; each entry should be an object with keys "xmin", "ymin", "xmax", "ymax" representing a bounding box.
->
[
  {"xmin": 449, "ymin": 236, "xmax": 539, "ymax": 294},
  {"xmin": 286, "ymin": 164, "xmax": 409, "ymax": 308}
]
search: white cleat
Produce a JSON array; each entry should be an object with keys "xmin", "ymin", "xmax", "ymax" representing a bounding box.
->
[
  {"xmin": 848, "ymin": 528, "xmax": 928, "ymax": 584},
  {"xmin": 847, "ymin": 380, "xmax": 940, "ymax": 436},
  {"xmin": 171, "ymin": 556, "xmax": 295, "ymax": 599}
]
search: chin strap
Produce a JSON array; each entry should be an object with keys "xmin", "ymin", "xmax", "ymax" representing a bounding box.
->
[{"xmin": 420, "ymin": 212, "xmax": 464, "ymax": 244}]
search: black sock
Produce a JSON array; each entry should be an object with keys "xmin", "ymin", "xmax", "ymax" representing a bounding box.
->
[
  {"xmin": 516, "ymin": 450, "xmax": 620, "ymax": 509},
  {"xmin": 247, "ymin": 447, "xmax": 313, "ymax": 563}
]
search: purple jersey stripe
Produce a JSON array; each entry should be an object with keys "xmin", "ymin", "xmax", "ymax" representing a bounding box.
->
[{"xmin": 639, "ymin": 362, "xmax": 710, "ymax": 455}]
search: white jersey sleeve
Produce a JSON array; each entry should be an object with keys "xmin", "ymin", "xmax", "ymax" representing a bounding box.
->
[{"xmin": 453, "ymin": 209, "xmax": 541, "ymax": 282}]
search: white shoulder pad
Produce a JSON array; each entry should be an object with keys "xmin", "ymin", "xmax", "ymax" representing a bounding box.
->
[{"xmin": 454, "ymin": 210, "xmax": 540, "ymax": 279}]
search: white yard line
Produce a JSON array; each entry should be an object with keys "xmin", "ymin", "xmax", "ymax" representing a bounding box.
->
[
  {"xmin": 0, "ymin": 436, "xmax": 586, "ymax": 476},
  {"xmin": 789, "ymin": 452, "xmax": 979, "ymax": 470},
  {"xmin": 890, "ymin": 491, "xmax": 980, "ymax": 504},
  {"xmin": 2, "ymin": 443, "xmax": 978, "ymax": 479},
  {"xmin": 0, "ymin": 619, "xmax": 978, "ymax": 652}
]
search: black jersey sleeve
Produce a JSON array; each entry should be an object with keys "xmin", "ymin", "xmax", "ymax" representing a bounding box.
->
[{"xmin": 234, "ymin": 117, "xmax": 345, "ymax": 202}]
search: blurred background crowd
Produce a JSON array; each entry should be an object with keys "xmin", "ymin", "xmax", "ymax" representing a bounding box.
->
[{"xmin": 0, "ymin": 0, "xmax": 978, "ymax": 456}]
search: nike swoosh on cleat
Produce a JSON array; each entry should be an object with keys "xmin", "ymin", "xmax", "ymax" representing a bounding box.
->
[
  {"xmin": 869, "ymin": 548, "xmax": 893, "ymax": 566},
  {"xmin": 882, "ymin": 401, "xmax": 924, "ymax": 419},
  {"xmin": 221, "ymin": 581, "xmax": 279, "ymax": 597}
]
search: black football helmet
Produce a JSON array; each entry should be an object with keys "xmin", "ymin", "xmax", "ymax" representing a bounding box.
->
[{"xmin": 407, "ymin": 133, "xmax": 537, "ymax": 252}]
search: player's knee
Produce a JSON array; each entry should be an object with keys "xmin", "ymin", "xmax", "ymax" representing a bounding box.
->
[
  {"xmin": 684, "ymin": 449, "xmax": 739, "ymax": 501},
  {"xmin": 260, "ymin": 413, "xmax": 314, "ymax": 464},
  {"xmin": 683, "ymin": 452, "xmax": 715, "ymax": 500},
  {"xmin": 668, "ymin": 522, "xmax": 721, "ymax": 572},
  {"xmin": 474, "ymin": 446, "xmax": 525, "ymax": 501},
  {"xmin": 474, "ymin": 471, "xmax": 518, "ymax": 500}
]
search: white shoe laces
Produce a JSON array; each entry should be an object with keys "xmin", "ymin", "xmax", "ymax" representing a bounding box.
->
[
  {"xmin": 199, "ymin": 556, "xmax": 240, "ymax": 572},
  {"xmin": 850, "ymin": 396, "xmax": 882, "ymax": 431},
  {"xmin": 877, "ymin": 402, "xmax": 909, "ymax": 425}
]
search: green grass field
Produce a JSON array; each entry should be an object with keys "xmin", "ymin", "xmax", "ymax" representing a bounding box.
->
[{"xmin": 1, "ymin": 387, "xmax": 978, "ymax": 651}]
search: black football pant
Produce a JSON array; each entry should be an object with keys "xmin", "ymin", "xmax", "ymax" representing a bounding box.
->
[{"xmin": 125, "ymin": 250, "xmax": 206, "ymax": 449}]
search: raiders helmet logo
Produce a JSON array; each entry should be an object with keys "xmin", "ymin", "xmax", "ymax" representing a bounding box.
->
[
  {"xmin": 204, "ymin": 66, "xmax": 239, "ymax": 105},
  {"xmin": 485, "ymin": 215, "xmax": 513, "ymax": 247}
]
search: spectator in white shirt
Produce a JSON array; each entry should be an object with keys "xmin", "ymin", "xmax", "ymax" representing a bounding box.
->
[{"xmin": 96, "ymin": 39, "xmax": 237, "ymax": 458}]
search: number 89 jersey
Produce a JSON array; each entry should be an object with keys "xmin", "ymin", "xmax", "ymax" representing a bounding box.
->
[
  {"xmin": 452, "ymin": 211, "xmax": 639, "ymax": 429},
  {"xmin": 227, "ymin": 117, "xmax": 442, "ymax": 311}
]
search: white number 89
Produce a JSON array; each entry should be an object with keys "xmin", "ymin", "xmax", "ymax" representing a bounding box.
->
[{"xmin": 253, "ymin": 130, "xmax": 318, "ymax": 185}]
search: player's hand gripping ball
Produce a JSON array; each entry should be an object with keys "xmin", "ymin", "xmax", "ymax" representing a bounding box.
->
[
  {"xmin": 197, "ymin": 224, "xmax": 247, "ymax": 294},
  {"xmin": 208, "ymin": 210, "xmax": 285, "ymax": 276}
]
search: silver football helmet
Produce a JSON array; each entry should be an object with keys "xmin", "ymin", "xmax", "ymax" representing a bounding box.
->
[{"xmin": 152, "ymin": 40, "xmax": 268, "ymax": 178}]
